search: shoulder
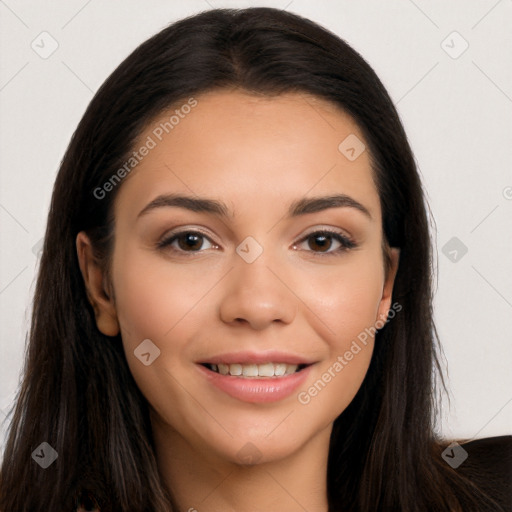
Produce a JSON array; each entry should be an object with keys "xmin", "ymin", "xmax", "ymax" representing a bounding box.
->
[
  {"xmin": 456, "ymin": 435, "xmax": 512, "ymax": 511},
  {"xmin": 459, "ymin": 435, "xmax": 512, "ymax": 477}
]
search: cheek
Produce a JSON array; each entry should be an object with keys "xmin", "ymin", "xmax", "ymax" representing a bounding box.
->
[
  {"xmin": 293, "ymin": 251, "xmax": 385, "ymax": 342},
  {"xmin": 296, "ymin": 343, "xmax": 373, "ymax": 423},
  {"xmin": 111, "ymin": 253, "xmax": 176, "ymax": 407},
  {"xmin": 112, "ymin": 246, "xmax": 221, "ymax": 345},
  {"xmin": 291, "ymin": 255, "xmax": 384, "ymax": 416},
  {"xmin": 110, "ymin": 246, "xmax": 223, "ymax": 414}
]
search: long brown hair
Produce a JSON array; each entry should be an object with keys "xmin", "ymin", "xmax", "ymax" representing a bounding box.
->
[{"xmin": 1, "ymin": 7, "xmax": 505, "ymax": 511}]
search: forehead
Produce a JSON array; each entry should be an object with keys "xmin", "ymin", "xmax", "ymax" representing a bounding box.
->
[{"xmin": 115, "ymin": 89, "xmax": 381, "ymax": 223}]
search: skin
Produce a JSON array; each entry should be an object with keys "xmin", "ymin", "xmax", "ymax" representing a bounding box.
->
[{"xmin": 77, "ymin": 89, "xmax": 399, "ymax": 512}]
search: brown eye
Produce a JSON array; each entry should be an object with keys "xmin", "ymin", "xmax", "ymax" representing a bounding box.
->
[
  {"xmin": 294, "ymin": 230, "xmax": 356, "ymax": 255},
  {"xmin": 308, "ymin": 233, "xmax": 333, "ymax": 252},
  {"xmin": 177, "ymin": 232, "xmax": 205, "ymax": 251},
  {"xmin": 158, "ymin": 231, "xmax": 215, "ymax": 252}
]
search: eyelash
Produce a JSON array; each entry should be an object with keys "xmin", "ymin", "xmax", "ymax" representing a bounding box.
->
[
  {"xmin": 157, "ymin": 228, "xmax": 357, "ymax": 256},
  {"xmin": 295, "ymin": 229, "xmax": 357, "ymax": 254}
]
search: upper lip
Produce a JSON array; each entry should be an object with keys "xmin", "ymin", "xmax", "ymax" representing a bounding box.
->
[{"xmin": 198, "ymin": 350, "xmax": 316, "ymax": 366}]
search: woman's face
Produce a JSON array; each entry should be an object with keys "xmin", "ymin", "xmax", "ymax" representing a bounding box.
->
[{"xmin": 82, "ymin": 89, "xmax": 398, "ymax": 466}]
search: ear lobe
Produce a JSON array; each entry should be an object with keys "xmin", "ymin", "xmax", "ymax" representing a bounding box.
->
[
  {"xmin": 76, "ymin": 231, "xmax": 120, "ymax": 337},
  {"xmin": 377, "ymin": 247, "xmax": 400, "ymax": 324}
]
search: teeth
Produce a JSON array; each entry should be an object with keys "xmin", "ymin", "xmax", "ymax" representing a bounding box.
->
[
  {"xmin": 285, "ymin": 365, "xmax": 296, "ymax": 375},
  {"xmin": 274, "ymin": 363, "xmax": 287, "ymax": 376},
  {"xmin": 258, "ymin": 363, "xmax": 274, "ymax": 377},
  {"xmin": 242, "ymin": 364, "xmax": 259, "ymax": 377},
  {"xmin": 229, "ymin": 363, "xmax": 242, "ymax": 376},
  {"xmin": 218, "ymin": 363, "xmax": 229, "ymax": 375},
  {"xmin": 208, "ymin": 362, "xmax": 300, "ymax": 377}
]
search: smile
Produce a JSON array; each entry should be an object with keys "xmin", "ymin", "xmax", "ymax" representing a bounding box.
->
[
  {"xmin": 202, "ymin": 362, "xmax": 308, "ymax": 377},
  {"xmin": 197, "ymin": 362, "xmax": 314, "ymax": 403}
]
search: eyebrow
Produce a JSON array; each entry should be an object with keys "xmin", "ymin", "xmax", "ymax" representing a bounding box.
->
[
  {"xmin": 289, "ymin": 195, "xmax": 371, "ymax": 219},
  {"xmin": 137, "ymin": 194, "xmax": 229, "ymax": 219},
  {"xmin": 137, "ymin": 193, "xmax": 372, "ymax": 220}
]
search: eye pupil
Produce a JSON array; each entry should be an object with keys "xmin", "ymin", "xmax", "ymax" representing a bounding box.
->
[
  {"xmin": 308, "ymin": 234, "xmax": 332, "ymax": 252},
  {"xmin": 178, "ymin": 233, "xmax": 203, "ymax": 251}
]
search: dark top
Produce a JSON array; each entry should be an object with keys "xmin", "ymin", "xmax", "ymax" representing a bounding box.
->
[
  {"xmin": 457, "ymin": 435, "xmax": 512, "ymax": 511},
  {"xmin": 76, "ymin": 435, "xmax": 512, "ymax": 511}
]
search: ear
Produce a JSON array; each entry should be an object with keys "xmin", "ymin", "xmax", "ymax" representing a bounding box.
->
[
  {"xmin": 376, "ymin": 247, "xmax": 400, "ymax": 324},
  {"xmin": 76, "ymin": 231, "xmax": 120, "ymax": 336}
]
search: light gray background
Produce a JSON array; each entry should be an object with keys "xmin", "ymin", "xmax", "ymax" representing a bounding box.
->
[{"xmin": 1, "ymin": 0, "xmax": 511, "ymax": 451}]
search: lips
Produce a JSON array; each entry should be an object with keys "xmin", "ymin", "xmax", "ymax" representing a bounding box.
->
[
  {"xmin": 198, "ymin": 350, "xmax": 315, "ymax": 366},
  {"xmin": 196, "ymin": 350, "xmax": 316, "ymax": 403}
]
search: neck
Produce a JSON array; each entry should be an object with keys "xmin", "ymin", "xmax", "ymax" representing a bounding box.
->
[{"xmin": 151, "ymin": 415, "xmax": 332, "ymax": 512}]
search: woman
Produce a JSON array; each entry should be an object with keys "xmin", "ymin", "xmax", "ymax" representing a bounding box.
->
[{"xmin": 1, "ymin": 7, "xmax": 510, "ymax": 512}]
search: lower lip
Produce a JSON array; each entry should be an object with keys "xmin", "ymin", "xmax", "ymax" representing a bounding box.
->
[{"xmin": 196, "ymin": 364, "xmax": 313, "ymax": 403}]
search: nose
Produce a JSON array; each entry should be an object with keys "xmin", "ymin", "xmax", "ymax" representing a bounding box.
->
[{"xmin": 219, "ymin": 257, "xmax": 297, "ymax": 331}]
